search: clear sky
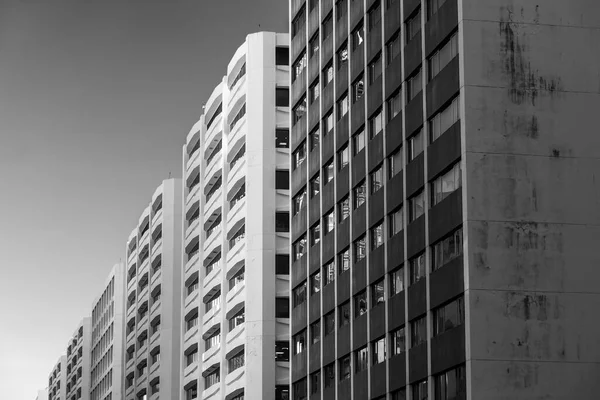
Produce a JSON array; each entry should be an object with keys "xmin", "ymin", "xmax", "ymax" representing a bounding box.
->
[{"xmin": 0, "ymin": 0, "xmax": 287, "ymax": 398}]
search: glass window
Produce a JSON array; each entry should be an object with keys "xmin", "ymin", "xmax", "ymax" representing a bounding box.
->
[
  {"xmin": 310, "ymin": 223, "xmax": 321, "ymax": 246},
  {"xmin": 391, "ymin": 389, "xmax": 407, "ymax": 400},
  {"xmin": 371, "ymin": 279, "xmax": 385, "ymax": 306},
  {"xmin": 409, "ymin": 253, "xmax": 426, "ymax": 285},
  {"xmin": 276, "ymin": 341, "xmax": 290, "ymax": 361},
  {"xmin": 409, "ymin": 190, "xmax": 425, "ymax": 222},
  {"xmin": 276, "ymin": 87, "xmax": 290, "ymax": 107},
  {"xmin": 389, "ymin": 148, "xmax": 403, "ymax": 177},
  {"xmin": 292, "ymin": 52, "xmax": 307, "ymax": 82},
  {"xmin": 337, "ymin": 94, "xmax": 349, "ymax": 120},
  {"xmin": 292, "ymin": 6, "xmax": 306, "ymax": 37},
  {"xmin": 353, "ymin": 181, "xmax": 367, "ymax": 209},
  {"xmin": 337, "ymin": 42, "xmax": 349, "ymax": 70},
  {"xmin": 369, "ymin": 110, "xmax": 383, "ymax": 139},
  {"xmin": 276, "ymin": 212, "xmax": 290, "ymax": 232},
  {"xmin": 406, "ymin": 69, "xmax": 422, "ymax": 103},
  {"xmin": 432, "ymin": 227, "xmax": 463, "ymax": 271},
  {"xmin": 408, "ymin": 129, "xmax": 424, "ymax": 161},
  {"xmin": 428, "ymin": 32, "xmax": 458, "ymax": 79},
  {"xmin": 370, "ymin": 166, "xmax": 383, "ymax": 194},
  {"xmin": 338, "ymin": 145, "xmax": 349, "ymax": 170},
  {"xmin": 293, "ymin": 282, "xmax": 307, "ymax": 307},
  {"xmin": 310, "ymin": 370, "xmax": 320, "ymax": 394},
  {"xmin": 324, "ymin": 311, "xmax": 335, "ymax": 336},
  {"xmin": 276, "ymin": 385, "xmax": 290, "ymax": 400},
  {"xmin": 371, "ymin": 222, "xmax": 384, "ymax": 249},
  {"xmin": 336, "ymin": 0, "xmax": 347, "ymax": 20},
  {"xmin": 433, "ymin": 297, "xmax": 464, "ymax": 336},
  {"xmin": 324, "ymin": 363, "xmax": 335, "ymax": 388},
  {"xmin": 338, "ymin": 248, "xmax": 350, "ymax": 275},
  {"xmin": 434, "ymin": 365, "xmax": 466, "ymax": 400},
  {"xmin": 293, "ymin": 379, "xmax": 307, "ymax": 400},
  {"xmin": 309, "ymin": 127, "xmax": 320, "ymax": 150},
  {"xmin": 324, "ymin": 211, "xmax": 335, "ymax": 235},
  {"xmin": 229, "ymin": 309, "xmax": 245, "ymax": 331},
  {"xmin": 386, "ymin": 32, "xmax": 401, "ymax": 65},
  {"xmin": 276, "ymin": 297, "xmax": 290, "ymax": 318},
  {"xmin": 323, "ymin": 13, "xmax": 333, "ymax": 39},
  {"xmin": 354, "ymin": 291, "xmax": 367, "ymax": 317},
  {"xmin": 324, "ymin": 111, "xmax": 334, "ymax": 134},
  {"xmin": 410, "ymin": 316, "xmax": 427, "ymax": 347},
  {"xmin": 391, "ymin": 326, "xmax": 406, "ymax": 356},
  {"xmin": 324, "ymin": 63, "xmax": 334, "ymax": 86},
  {"xmin": 353, "ymin": 130, "xmax": 365, "ymax": 155},
  {"xmin": 368, "ymin": 1, "xmax": 381, "ymax": 30},
  {"xmin": 310, "ymin": 320, "xmax": 321, "ymax": 344},
  {"xmin": 293, "ymin": 188, "xmax": 307, "ymax": 215},
  {"xmin": 354, "ymin": 236, "xmax": 366, "ymax": 261},
  {"xmin": 430, "ymin": 95, "xmax": 460, "ymax": 142},
  {"xmin": 323, "ymin": 160, "xmax": 334, "ymax": 183},
  {"xmin": 276, "ymin": 129, "xmax": 289, "ymax": 148},
  {"xmin": 276, "ymin": 254, "xmax": 289, "ymax": 275},
  {"xmin": 339, "ymin": 355, "xmax": 351, "ymax": 381},
  {"xmin": 388, "ymin": 90, "xmax": 401, "ymax": 121},
  {"xmin": 390, "ymin": 266, "xmax": 405, "ymax": 296},
  {"xmin": 412, "ymin": 379, "xmax": 428, "ymax": 400},
  {"xmin": 310, "ymin": 174, "xmax": 320, "ymax": 197},
  {"xmin": 228, "ymin": 351, "xmax": 245, "ymax": 372},
  {"xmin": 372, "ymin": 337, "xmax": 386, "ymax": 364},
  {"xmin": 431, "ymin": 162, "xmax": 461, "ymax": 205},
  {"xmin": 276, "ymin": 47, "xmax": 289, "ymax": 66},
  {"xmin": 355, "ymin": 346, "xmax": 369, "ymax": 372},
  {"xmin": 338, "ymin": 197, "xmax": 350, "ymax": 222},
  {"xmin": 427, "ymin": 0, "xmax": 449, "ymax": 19},
  {"xmin": 310, "ymin": 80, "xmax": 320, "ymax": 103},
  {"xmin": 309, "ymin": 34, "xmax": 320, "ymax": 59},
  {"xmin": 293, "ymin": 142, "xmax": 306, "ymax": 169},
  {"xmin": 293, "ymin": 97, "xmax": 307, "ymax": 124},
  {"xmin": 293, "ymin": 330, "xmax": 306, "ymax": 354},
  {"xmin": 352, "ymin": 22, "xmax": 364, "ymax": 49},
  {"xmin": 352, "ymin": 75, "xmax": 364, "ymax": 103},
  {"xmin": 405, "ymin": 9, "xmax": 421, "ymax": 44},
  {"xmin": 369, "ymin": 54, "xmax": 382, "ymax": 84},
  {"xmin": 339, "ymin": 301, "xmax": 350, "ymax": 326},
  {"xmin": 204, "ymin": 369, "xmax": 220, "ymax": 388},
  {"xmin": 293, "ymin": 236, "xmax": 306, "ymax": 261},
  {"xmin": 323, "ymin": 261, "xmax": 335, "ymax": 286}
]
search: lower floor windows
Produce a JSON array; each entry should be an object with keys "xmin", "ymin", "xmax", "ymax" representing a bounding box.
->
[
  {"xmin": 204, "ymin": 368, "xmax": 220, "ymax": 388},
  {"xmin": 293, "ymin": 378, "xmax": 307, "ymax": 400},
  {"xmin": 410, "ymin": 316, "xmax": 427, "ymax": 348},
  {"xmin": 355, "ymin": 346, "xmax": 368, "ymax": 372},
  {"xmin": 412, "ymin": 379, "xmax": 428, "ymax": 400},
  {"xmin": 391, "ymin": 327, "xmax": 406, "ymax": 356},
  {"xmin": 434, "ymin": 365, "xmax": 466, "ymax": 400},
  {"xmin": 339, "ymin": 355, "xmax": 351, "ymax": 381},
  {"xmin": 228, "ymin": 351, "xmax": 245, "ymax": 372},
  {"xmin": 433, "ymin": 297, "xmax": 465, "ymax": 337}
]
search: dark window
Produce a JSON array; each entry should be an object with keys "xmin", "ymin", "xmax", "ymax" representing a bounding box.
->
[
  {"xmin": 391, "ymin": 326, "xmax": 406, "ymax": 356},
  {"xmin": 310, "ymin": 271, "xmax": 321, "ymax": 294},
  {"xmin": 309, "ymin": 0, "xmax": 319, "ymax": 11},
  {"xmin": 293, "ymin": 97, "xmax": 307, "ymax": 124},
  {"xmin": 352, "ymin": 75, "xmax": 364, "ymax": 103},
  {"xmin": 324, "ymin": 311, "xmax": 335, "ymax": 336},
  {"xmin": 336, "ymin": 0, "xmax": 347, "ymax": 20},
  {"xmin": 323, "ymin": 160, "xmax": 334, "ymax": 183},
  {"xmin": 372, "ymin": 337, "xmax": 386, "ymax": 364},
  {"xmin": 293, "ymin": 282, "xmax": 307, "ymax": 307},
  {"xmin": 368, "ymin": 54, "xmax": 382, "ymax": 84},
  {"xmin": 427, "ymin": 0, "xmax": 449, "ymax": 20},
  {"xmin": 292, "ymin": 6, "xmax": 306, "ymax": 37},
  {"xmin": 276, "ymin": 129, "xmax": 289, "ymax": 148},
  {"xmin": 352, "ymin": 22, "xmax": 364, "ymax": 50},
  {"xmin": 390, "ymin": 266, "xmax": 404, "ymax": 296},
  {"xmin": 412, "ymin": 380, "xmax": 427, "ymax": 400},
  {"xmin": 339, "ymin": 301, "xmax": 350, "ymax": 327},
  {"xmin": 410, "ymin": 316, "xmax": 427, "ymax": 347},
  {"xmin": 276, "ymin": 212, "xmax": 290, "ymax": 232},
  {"xmin": 309, "ymin": 127, "xmax": 320, "ymax": 150},
  {"xmin": 293, "ymin": 378, "xmax": 307, "ymax": 400},
  {"xmin": 368, "ymin": 1, "xmax": 381, "ymax": 30},
  {"xmin": 337, "ymin": 43, "xmax": 348, "ymax": 70},
  {"xmin": 433, "ymin": 297, "xmax": 464, "ymax": 336},
  {"xmin": 371, "ymin": 279, "xmax": 385, "ymax": 307},
  {"xmin": 323, "ymin": 261, "xmax": 335, "ymax": 286},
  {"xmin": 293, "ymin": 53, "xmax": 308, "ymax": 82},
  {"xmin": 355, "ymin": 346, "xmax": 369, "ymax": 372},
  {"xmin": 309, "ymin": 34, "xmax": 320, "ymax": 58},
  {"xmin": 310, "ymin": 320, "xmax": 321, "ymax": 344},
  {"xmin": 323, "ymin": 13, "xmax": 333, "ymax": 39},
  {"xmin": 276, "ymin": 340, "xmax": 290, "ymax": 361},
  {"xmin": 432, "ymin": 227, "xmax": 463, "ymax": 271},
  {"xmin": 276, "ymin": 254, "xmax": 290, "ymax": 275},
  {"xmin": 276, "ymin": 47, "xmax": 289, "ymax": 66},
  {"xmin": 310, "ymin": 370, "xmax": 320, "ymax": 394},
  {"xmin": 354, "ymin": 291, "xmax": 367, "ymax": 317},
  {"xmin": 310, "ymin": 224, "xmax": 320, "ymax": 246},
  {"xmin": 434, "ymin": 365, "xmax": 466, "ymax": 400},
  {"xmin": 338, "ymin": 248, "xmax": 350, "ymax": 274},
  {"xmin": 408, "ymin": 190, "xmax": 425, "ymax": 222},
  {"xmin": 405, "ymin": 8, "xmax": 421, "ymax": 44},
  {"xmin": 276, "ymin": 170, "xmax": 290, "ymax": 190},
  {"xmin": 293, "ymin": 330, "xmax": 306, "ymax": 354},
  {"xmin": 409, "ymin": 253, "xmax": 426, "ymax": 285},
  {"xmin": 406, "ymin": 69, "xmax": 422, "ymax": 103},
  {"xmin": 276, "ymin": 88, "xmax": 290, "ymax": 107},
  {"xmin": 386, "ymin": 32, "xmax": 401, "ymax": 65},
  {"xmin": 310, "ymin": 174, "xmax": 320, "ymax": 197},
  {"xmin": 275, "ymin": 385, "xmax": 289, "ymax": 400},
  {"xmin": 276, "ymin": 297, "xmax": 290, "ymax": 318},
  {"xmin": 339, "ymin": 355, "xmax": 351, "ymax": 381},
  {"xmin": 324, "ymin": 363, "xmax": 335, "ymax": 388}
]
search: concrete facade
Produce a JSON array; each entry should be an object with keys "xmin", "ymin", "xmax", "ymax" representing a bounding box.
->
[
  {"xmin": 181, "ymin": 32, "xmax": 291, "ymax": 400},
  {"xmin": 48, "ymin": 356, "xmax": 67, "ymax": 400},
  {"xmin": 460, "ymin": 0, "xmax": 600, "ymax": 398},
  {"xmin": 65, "ymin": 318, "xmax": 92, "ymax": 400},
  {"xmin": 123, "ymin": 179, "xmax": 183, "ymax": 400}
]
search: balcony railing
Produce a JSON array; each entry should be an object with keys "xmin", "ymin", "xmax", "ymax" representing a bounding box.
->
[
  {"xmin": 206, "ymin": 224, "xmax": 221, "ymax": 239},
  {"xmin": 229, "ymin": 233, "xmax": 245, "ymax": 249},
  {"xmin": 187, "ymin": 249, "xmax": 199, "ymax": 261}
]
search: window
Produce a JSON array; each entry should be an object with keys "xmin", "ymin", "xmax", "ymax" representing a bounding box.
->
[
  {"xmin": 309, "ymin": 0, "xmax": 318, "ymax": 10},
  {"xmin": 323, "ymin": 13, "xmax": 333, "ymax": 39},
  {"xmin": 292, "ymin": 7, "xmax": 306, "ymax": 38},
  {"xmin": 309, "ymin": 128, "xmax": 320, "ymax": 151},
  {"xmin": 369, "ymin": 111, "xmax": 383, "ymax": 139},
  {"xmin": 276, "ymin": 129, "xmax": 289, "ymax": 148},
  {"xmin": 336, "ymin": 0, "xmax": 347, "ymax": 20},
  {"xmin": 276, "ymin": 170, "xmax": 290, "ymax": 190},
  {"xmin": 229, "ymin": 309, "xmax": 245, "ymax": 331},
  {"xmin": 205, "ymin": 330, "xmax": 220, "ymax": 350},
  {"xmin": 428, "ymin": 32, "xmax": 458, "ymax": 79},
  {"xmin": 352, "ymin": 22, "xmax": 364, "ymax": 50},
  {"xmin": 276, "ymin": 88, "xmax": 290, "ymax": 107},
  {"xmin": 229, "ymin": 225, "xmax": 245, "ymax": 249},
  {"xmin": 338, "ymin": 197, "xmax": 350, "ymax": 222},
  {"xmin": 310, "ymin": 174, "xmax": 320, "ymax": 197},
  {"xmin": 409, "ymin": 253, "xmax": 426, "ymax": 285},
  {"xmin": 310, "ymin": 370, "xmax": 320, "ymax": 394},
  {"xmin": 353, "ymin": 181, "xmax": 366, "ymax": 209},
  {"xmin": 386, "ymin": 32, "xmax": 401, "ymax": 65},
  {"xmin": 309, "ymin": 34, "xmax": 319, "ymax": 59},
  {"xmin": 324, "ymin": 210, "xmax": 335, "ymax": 234},
  {"xmin": 324, "ymin": 63, "xmax": 334, "ymax": 86},
  {"xmin": 228, "ymin": 351, "xmax": 244, "ymax": 372},
  {"xmin": 390, "ymin": 266, "xmax": 405, "ymax": 296},
  {"xmin": 389, "ymin": 148, "xmax": 403, "ymax": 177},
  {"xmin": 186, "ymin": 386, "xmax": 198, "ymax": 400},
  {"xmin": 352, "ymin": 75, "xmax": 364, "ymax": 103},
  {"xmin": 339, "ymin": 301, "xmax": 350, "ymax": 327},
  {"xmin": 371, "ymin": 279, "xmax": 385, "ymax": 306},
  {"xmin": 432, "ymin": 227, "xmax": 463, "ymax": 271},
  {"xmin": 410, "ymin": 316, "xmax": 427, "ymax": 347},
  {"xmin": 428, "ymin": 0, "xmax": 449, "ymax": 19},
  {"xmin": 204, "ymin": 369, "xmax": 220, "ymax": 388},
  {"xmin": 368, "ymin": 1, "xmax": 381, "ymax": 30},
  {"xmin": 323, "ymin": 261, "xmax": 335, "ymax": 286},
  {"xmin": 407, "ymin": 129, "xmax": 424, "ymax": 161},
  {"xmin": 293, "ymin": 282, "xmax": 307, "ymax": 307},
  {"xmin": 276, "ymin": 212, "xmax": 290, "ymax": 232},
  {"xmin": 371, "ymin": 222, "xmax": 384, "ymax": 249},
  {"xmin": 408, "ymin": 190, "xmax": 425, "ymax": 222},
  {"xmin": 276, "ymin": 341, "xmax": 290, "ymax": 361},
  {"xmin": 293, "ymin": 97, "xmax": 307, "ymax": 124},
  {"xmin": 339, "ymin": 355, "xmax": 351, "ymax": 381},
  {"xmin": 229, "ymin": 267, "xmax": 244, "ymax": 290},
  {"xmin": 337, "ymin": 94, "xmax": 349, "ymax": 120},
  {"xmin": 276, "ymin": 254, "xmax": 290, "ymax": 275},
  {"xmin": 187, "ymin": 278, "xmax": 199, "ymax": 296},
  {"xmin": 310, "ymin": 223, "xmax": 321, "ymax": 246},
  {"xmin": 276, "ymin": 297, "xmax": 290, "ymax": 318},
  {"xmin": 230, "ymin": 104, "xmax": 246, "ymax": 131},
  {"xmin": 186, "ymin": 314, "xmax": 198, "ymax": 331},
  {"xmin": 324, "ymin": 311, "xmax": 335, "ymax": 336},
  {"xmin": 337, "ymin": 43, "xmax": 349, "ymax": 70},
  {"xmin": 355, "ymin": 346, "xmax": 369, "ymax": 372},
  {"xmin": 310, "ymin": 271, "xmax": 321, "ymax": 295},
  {"xmin": 324, "ymin": 363, "xmax": 335, "ymax": 388},
  {"xmin": 338, "ymin": 249, "xmax": 350, "ymax": 274},
  {"xmin": 405, "ymin": 9, "xmax": 421, "ymax": 43},
  {"xmin": 430, "ymin": 96, "xmax": 460, "ymax": 142},
  {"xmin": 369, "ymin": 54, "xmax": 382, "ymax": 84},
  {"xmin": 230, "ymin": 63, "xmax": 246, "ymax": 90},
  {"xmin": 432, "ymin": 162, "xmax": 461, "ymax": 206},
  {"xmin": 293, "ymin": 330, "xmax": 306, "ymax": 354},
  {"xmin": 406, "ymin": 69, "xmax": 422, "ymax": 102},
  {"xmin": 388, "ymin": 91, "xmax": 401, "ymax": 121},
  {"xmin": 276, "ymin": 385, "xmax": 290, "ymax": 400},
  {"xmin": 323, "ymin": 160, "xmax": 334, "ymax": 183},
  {"xmin": 433, "ymin": 297, "xmax": 464, "ymax": 336},
  {"xmin": 310, "ymin": 320, "xmax": 321, "ymax": 344},
  {"xmin": 370, "ymin": 166, "xmax": 383, "ymax": 194},
  {"xmin": 354, "ymin": 291, "xmax": 367, "ymax": 317},
  {"xmin": 372, "ymin": 337, "xmax": 386, "ymax": 364},
  {"xmin": 354, "ymin": 236, "xmax": 366, "ymax": 261},
  {"xmin": 276, "ymin": 47, "xmax": 289, "ymax": 66},
  {"xmin": 389, "ymin": 207, "xmax": 403, "ymax": 237},
  {"xmin": 391, "ymin": 327, "xmax": 406, "ymax": 356},
  {"xmin": 293, "ymin": 52, "xmax": 307, "ymax": 82},
  {"xmin": 205, "ymin": 292, "xmax": 221, "ymax": 312},
  {"xmin": 293, "ymin": 188, "xmax": 307, "ymax": 215},
  {"xmin": 310, "ymin": 80, "xmax": 320, "ymax": 103},
  {"xmin": 336, "ymin": 146, "xmax": 350, "ymax": 171},
  {"xmin": 434, "ymin": 365, "xmax": 466, "ymax": 400},
  {"xmin": 353, "ymin": 129, "xmax": 365, "ymax": 154}
]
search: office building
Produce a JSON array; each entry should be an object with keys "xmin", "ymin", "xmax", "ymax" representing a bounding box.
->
[
  {"xmin": 123, "ymin": 179, "xmax": 183, "ymax": 400},
  {"xmin": 48, "ymin": 356, "xmax": 67, "ymax": 400},
  {"xmin": 289, "ymin": 0, "xmax": 600, "ymax": 399},
  {"xmin": 181, "ymin": 32, "xmax": 291, "ymax": 400},
  {"xmin": 65, "ymin": 318, "xmax": 92, "ymax": 400},
  {"xmin": 90, "ymin": 263, "xmax": 126, "ymax": 400}
]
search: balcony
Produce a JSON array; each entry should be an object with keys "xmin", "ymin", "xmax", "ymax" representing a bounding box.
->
[
  {"xmin": 184, "ymin": 322, "xmax": 198, "ymax": 344},
  {"xmin": 226, "ymin": 322, "xmax": 245, "ymax": 352},
  {"xmin": 186, "ymin": 144, "xmax": 201, "ymax": 176},
  {"xmin": 204, "ymin": 201, "xmax": 222, "ymax": 231},
  {"xmin": 186, "ymin": 181, "xmax": 201, "ymax": 209},
  {"xmin": 226, "ymin": 282, "xmax": 245, "ymax": 314},
  {"xmin": 225, "ymin": 363, "xmax": 245, "ymax": 389},
  {"xmin": 203, "ymin": 225, "xmax": 221, "ymax": 256},
  {"xmin": 184, "ymin": 291, "xmax": 199, "ymax": 319},
  {"xmin": 202, "ymin": 380, "xmax": 221, "ymax": 400},
  {"xmin": 127, "ymin": 248, "xmax": 137, "ymax": 267},
  {"xmin": 202, "ymin": 262, "xmax": 221, "ymax": 292},
  {"xmin": 204, "ymin": 151, "xmax": 222, "ymax": 184},
  {"xmin": 227, "ymin": 158, "xmax": 246, "ymax": 198},
  {"xmin": 151, "ymin": 208, "xmax": 163, "ymax": 228},
  {"xmin": 204, "ymin": 113, "xmax": 223, "ymax": 154},
  {"xmin": 139, "ymin": 228, "xmax": 150, "ymax": 247},
  {"xmin": 227, "ymin": 117, "xmax": 247, "ymax": 160},
  {"xmin": 186, "ymin": 213, "xmax": 200, "ymax": 239},
  {"xmin": 202, "ymin": 303, "xmax": 221, "ymax": 331},
  {"xmin": 226, "ymin": 235, "xmax": 246, "ymax": 271}
]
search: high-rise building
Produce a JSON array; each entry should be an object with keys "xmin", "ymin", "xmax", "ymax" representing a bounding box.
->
[
  {"xmin": 289, "ymin": 0, "xmax": 600, "ymax": 399},
  {"xmin": 48, "ymin": 356, "xmax": 67, "ymax": 400},
  {"xmin": 123, "ymin": 179, "xmax": 183, "ymax": 400},
  {"xmin": 90, "ymin": 263, "xmax": 125, "ymax": 400},
  {"xmin": 180, "ymin": 32, "xmax": 292, "ymax": 400},
  {"xmin": 65, "ymin": 318, "xmax": 92, "ymax": 400}
]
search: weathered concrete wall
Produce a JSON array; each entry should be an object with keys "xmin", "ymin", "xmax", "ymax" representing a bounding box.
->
[{"xmin": 460, "ymin": 0, "xmax": 600, "ymax": 398}]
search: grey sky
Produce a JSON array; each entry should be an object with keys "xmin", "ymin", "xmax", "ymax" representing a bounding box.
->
[{"xmin": 0, "ymin": 0, "xmax": 287, "ymax": 398}]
